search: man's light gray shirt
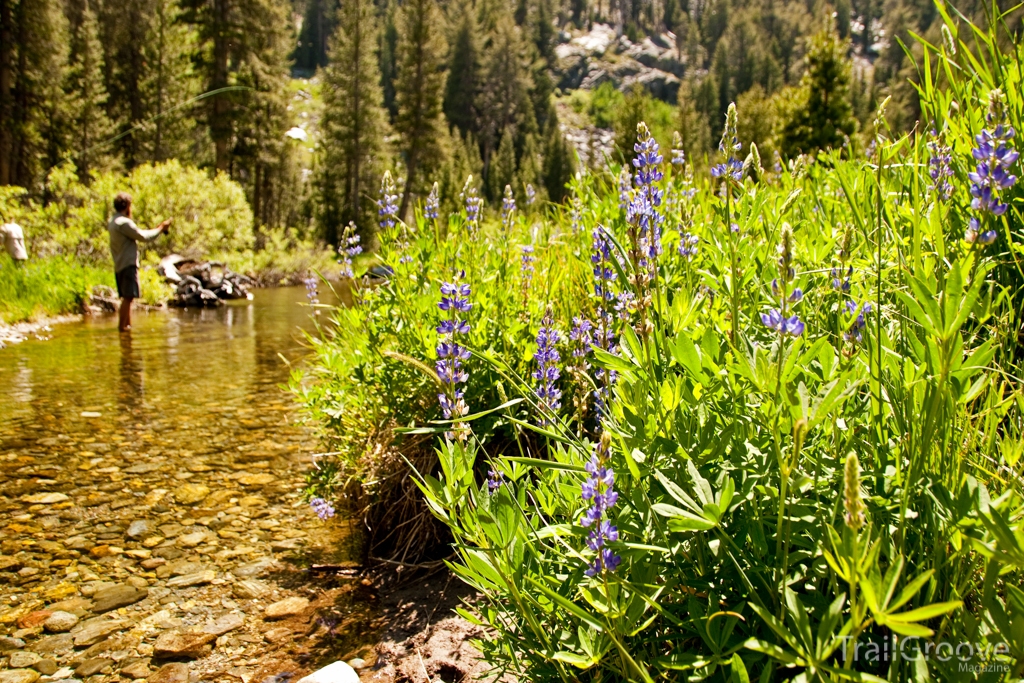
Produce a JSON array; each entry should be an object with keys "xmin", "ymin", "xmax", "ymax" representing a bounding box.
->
[{"xmin": 107, "ymin": 213, "xmax": 161, "ymax": 273}]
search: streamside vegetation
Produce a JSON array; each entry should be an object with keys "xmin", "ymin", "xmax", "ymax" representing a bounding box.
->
[{"xmin": 295, "ymin": 3, "xmax": 1024, "ymax": 680}]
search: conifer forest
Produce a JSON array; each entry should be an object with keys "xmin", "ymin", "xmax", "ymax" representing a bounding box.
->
[{"xmin": 1, "ymin": 0, "xmax": 1024, "ymax": 680}]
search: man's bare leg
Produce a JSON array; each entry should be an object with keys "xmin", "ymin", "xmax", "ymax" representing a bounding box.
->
[{"xmin": 119, "ymin": 298, "xmax": 133, "ymax": 332}]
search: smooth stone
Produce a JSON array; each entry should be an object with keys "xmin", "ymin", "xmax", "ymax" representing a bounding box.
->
[
  {"xmin": 71, "ymin": 619, "xmax": 128, "ymax": 647},
  {"xmin": 0, "ymin": 671, "xmax": 40, "ymax": 683},
  {"xmin": 262, "ymin": 627, "xmax": 292, "ymax": 643},
  {"xmin": 176, "ymin": 532, "xmax": 208, "ymax": 548},
  {"xmin": 232, "ymin": 558, "xmax": 274, "ymax": 578},
  {"xmin": 238, "ymin": 473, "xmax": 275, "ymax": 486},
  {"xmin": 201, "ymin": 612, "xmax": 243, "ymax": 636},
  {"xmin": 20, "ymin": 493, "xmax": 69, "ymax": 504},
  {"xmin": 295, "ymin": 661, "xmax": 360, "ymax": 683},
  {"xmin": 232, "ymin": 580, "xmax": 270, "ymax": 600},
  {"xmin": 29, "ymin": 633, "xmax": 73, "ymax": 654},
  {"xmin": 264, "ymin": 597, "xmax": 309, "ymax": 619},
  {"xmin": 152, "ymin": 630, "xmax": 215, "ymax": 659},
  {"xmin": 140, "ymin": 558, "xmax": 166, "ymax": 570},
  {"xmin": 346, "ymin": 659, "xmax": 366, "ymax": 670},
  {"xmin": 173, "ymin": 484, "xmax": 210, "ymax": 505},
  {"xmin": 44, "ymin": 611, "xmax": 80, "ymax": 633},
  {"xmin": 16, "ymin": 611, "xmax": 52, "ymax": 629},
  {"xmin": 33, "ymin": 659, "xmax": 57, "ymax": 676},
  {"xmin": 0, "ymin": 636, "xmax": 26, "ymax": 651},
  {"xmin": 9, "ymin": 652, "xmax": 41, "ymax": 668},
  {"xmin": 120, "ymin": 660, "xmax": 152, "ymax": 679},
  {"xmin": 126, "ymin": 521, "xmax": 151, "ymax": 540},
  {"xmin": 91, "ymin": 585, "xmax": 147, "ymax": 613},
  {"xmin": 74, "ymin": 658, "xmax": 109, "ymax": 677},
  {"xmin": 147, "ymin": 663, "xmax": 190, "ymax": 683},
  {"xmin": 166, "ymin": 570, "xmax": 215, "ymax": 588}
]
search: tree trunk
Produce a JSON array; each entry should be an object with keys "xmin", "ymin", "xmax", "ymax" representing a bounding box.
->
[
  {"xmin": 212, "ymin": 0, "xmax": 231, "ymax": 171},
  {"xmin": 0, "ymin": 0, "xmax": 13, "ymax": 185}
]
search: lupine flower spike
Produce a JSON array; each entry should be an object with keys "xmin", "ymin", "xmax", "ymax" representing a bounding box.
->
[
  {"xmin": 567, "ymin": 317, "xmax": 594, "ymax": 428},
  {"xmin": 487, "ymin": 467, "xmax": 504, "ymax": 492},
  {"xmin": 425, "ymin": 183, "xmax": 440, "ymax": 220},
  {"xmin": 338, "ymin": 222, "xmax": 362, "ymax": 279},
  {"xmin": 461, "ymin": 176, "xmax": 483, "ymax": 234},
  {"xmin": 711, "ymin": 103, "xmax": 743, "ymax": 183},
  {"xmin": 378, "ymin": 171, "xmax": 398, "ymax": 232},
  {"xmin": 671, "ymin": 132, "xmax": 686, "ymax": 168},
  {"xmin": 591, "ymin": 226, "xmax": 619, "ymax": 413},
  {"xmin": 502, "ymin": 184, "xmax": 516, "ymax": 227},
  {"xmin": 525, "ymin": 183, "xmax": 536, "ymax": 207},
  {"xmin": 304, "ymin": 276, "xmax": 319, "ymax": 310},
  {"xmin": 926, "ymin": 129, "xmax": 954, "ymax": 200},
  {"xmin": 581, "ymin": 433, "xmax": 621, "ymax": 577},
  {"xmin": 761, "ymin": 223, "xmax": 805, "ymax": 337},
  {"xmin": 843, "ymin": 453, "xmax": 866, "ymax": 531},
  {"xmin": 533, "ymin": 307, "xmax": 562, "ymax": 425},
  {"xmin": 965, "ymin": 89, "xmax": 1017, "ymax": 247},
  {"xmin": 617, "ymin": 167, "xmax": 632, "ymax": 211},
  {"xmin": 437, "ymin": 272, "xmax": 472, "ymax": 441}
]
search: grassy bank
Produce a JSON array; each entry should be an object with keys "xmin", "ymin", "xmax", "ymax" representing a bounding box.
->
[{"xmin": 0, "ymin": 254, "xmax": 113, "ymax": 324}]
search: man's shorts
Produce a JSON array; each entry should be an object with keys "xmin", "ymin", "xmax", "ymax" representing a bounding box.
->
[{"xmin": 115, "ymin": 266, "xmax": 140, "ymax": 299}]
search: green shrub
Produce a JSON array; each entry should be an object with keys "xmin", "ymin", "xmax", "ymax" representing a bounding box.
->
[{"xmin": 0, "ymin": 253, "xmax": 113, "ymax": 323}]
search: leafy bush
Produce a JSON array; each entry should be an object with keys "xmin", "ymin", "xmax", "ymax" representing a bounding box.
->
[
  {"xmin": 11, "ymin": 160, "xmax": 256, "ymax": 264},
  {"xmin": 0, "ymin": 253, "xmax": 113, "ymax": 323},
  {"xmin": 297, "ymin": 5, "xmax": 1023, "ymax": 680}
]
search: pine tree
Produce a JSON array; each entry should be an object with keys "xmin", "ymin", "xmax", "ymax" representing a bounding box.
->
[
  {"xmin": 542, "ymin": 108, "xmax": 575, "ymax": 203},
  {"xmin": 479, "ymin": 14, "xmax": 529, "ymax": 184},
  {"xmin": 318, "ymin": 0, "xmax": 388, "ymax": 245},
  {"xmin": 65, "ymin": 0, "xmax": 115, "ymax": 177},
  {"xmin": 776, "ymin": 25, "xmax": 856, "ymax": 158},
  {"xmin": 1, "ymin": 0, "xmax": 69, "ymax": 189},
  {"xmin": 295, "ymin": 0, "xmax": 337, "ymax": 71},
  {"xmin": 614, "ymin": 84, "xmax": 649, "ymax": 162},
  {"xmin": 488, "ymin": 128, "xmax": 516, "ymax": 201},
  {"xmin": 443, "ymin": 5, "xmax": 479, "ymax": 137},
  {"xmin": 379, "ymin": 7, "xmax": 398, "ymax": 120},
  {"xmin": 393, "ymin": 0, "xmax": 447, "ymax": 219}
]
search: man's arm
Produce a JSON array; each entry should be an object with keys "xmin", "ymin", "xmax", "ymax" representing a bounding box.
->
[{"xmin": 117, "ymin": 217, "xmax": 169, "ymax": 243}]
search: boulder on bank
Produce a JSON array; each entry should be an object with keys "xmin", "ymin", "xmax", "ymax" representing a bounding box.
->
[{"xmin": 159, "ymin": 255, "xmax": 254, "ymax": 308}]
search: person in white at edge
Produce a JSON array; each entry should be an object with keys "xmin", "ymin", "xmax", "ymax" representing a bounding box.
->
[
  {"xmin": 107, "ymin": 192, "xmax": 172, "ymax": 332},
  {"xmin": 0, "ymin": 220, "xmax": 28, "ymax": 262}
]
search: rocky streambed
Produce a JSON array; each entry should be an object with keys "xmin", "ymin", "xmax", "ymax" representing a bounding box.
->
[{"xmin": 0, "ymin": 290, "xmax": 387, "ymax": 683}]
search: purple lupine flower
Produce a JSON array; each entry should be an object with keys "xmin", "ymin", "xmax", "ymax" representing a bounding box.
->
[
  {"xmin": 671, "ymin": 131, "xmax": 686, "ymax": 168},
  {"xmin": 711, "ymin": 104, "xmax": 743, "ymax": 182},
  {"xmin": 569, "ymin": 317, "xmax": 593, "ymax": 359},
  {"xmin": 533, "ymin": 308, "xmax": 562, "ymax": 423},
  {"xmin": 338, "ymin": 222, "xmax": 362, "ymax": 279},
  {"xmin": 304, "ymin": 276, "xmax": 319, "ymax": 308},
  {"xmin": 487, "ymin": 468, "xmax": 504, "ymax": 492},
  {"xmin": 927, "ymin": 129, "xmax": 954, "ymax": 200},
  {"xmin": 526, "ymin": 183, "xmax": 537, "ymax": 207},
  {"xmin": 966, "ymin": 90, "xmax": 1018, "ymax": 247},
  {"xmin": 310, "ymin": 497, "xmax": 335, "ymax": 520},
  {"xmin": 761, "ymin": 309, "xmax": 805, "ymax": 337},
  {"xmin": 437, "ymin": 273, "xmax": 472, "ymax": 440},
  {"xmin": 425, "ymin": 182, "xmax": 440, "ymax": 220},
  {"xmin": 773, "ymin": 150, "xmax": 783, "ymax": 174},
  {"xmin": 461, "ymin": 177, "xmax": 483, "ymax": 233},
  {"xmin": 617, "ymin": 167, "xmax": 632, "ymax": 211},
  {"xmin": 843, "ymin": 300, "xmax": 873, "ymax": 343},
  {"xmin": 762, "ymin": 224, "xmax": 804, "ymax": 338},
  {"xmin": 831, "ymin": 266, "xmax": 852, "ymax": 293},
  {"xmin": 570, "ymin": 196, "xmax": 583, "ymax": 235},
  {"xmin": 502, "ymin": 184, "xmax": 516, "ymax": 226},
  {"xmin": 679, "ymin": 232, "xmax": 699, "ymax": 260},
  {"xmin": 581, "ymin": 434, "xmax": 621, "ymax": 577},
  {"xmin": 591, "ymin": 225, "xmax": 619, "ymax": 414},
  {"xmin": 520, "ymin": 245, "xmax": 536, "ymax": 309},
  {"xmin": 378, "ymin": 171, "xmax": 398, "ymax": 232}
]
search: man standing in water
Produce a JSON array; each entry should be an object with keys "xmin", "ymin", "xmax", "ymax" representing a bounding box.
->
[{"xmin": 108, "ymin": 192, "xmax": 172, "ymax": 332}]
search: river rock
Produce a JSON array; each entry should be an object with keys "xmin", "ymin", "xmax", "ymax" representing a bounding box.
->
[
  {"xmin": 120, "ymin": 660, "xmax": 152, "ymax": 679},
  {"xmin": 176, "ymin": 531, "xmax": 208, "ymax": 547},
  {"xmin": 152, "ymin": 630, "xmax": 215, "ymax": 659},
  {"xmin": 173, "ymin": 484, "xmax": 210, "ymax": 505},
  {"xmin": 16, "ymin": 610, "xmax": 52, "ymax": 629},
  {"xmin": 44, "ymin": 611, "xmax": 79, "ymax": 632},
  {"xmin": 232, "ymin": 557, "xmax": 275, "ymax": 578},
  {"xmin": 8, "ymin": 651, "xmax": 40, "ymax": 668},
  {"xmin": 0, "ymin": 670, "xmax": 40, "ymax": 683},
  {"xmin": 264, "ymin": 597, "xmax": 308, "ymax": 619},
  {"xmin": 202, "ymin": 612, "xmax": 244, "ymax": 636},
  {"xmin": 75, "ymin": 658, "xmax": 110, "ymax": 676},
  {"xmin": 126, "ymin": 520, "xmax": 151, "ymax": 539},
  {"xmin": 71, "ymin": 618, "xmax": 128, "ymax": 647},
  {"xmin": 91, "ymin": 585, "xmax": 147, "ymax": 612},
  {"xmin": 0, "ymin": 636, "xmax": 26, "ymax": 651},
  {"xmin": 29, "ymin": 633, "xmax": 73, "ymax": 654},
  {"xmin": 166, "ymin": 570, "xmax": 215, "ymax": 588},
  {"xmin": 33, "ymin": 659, "xmax": 57, "ymax": 676},
  {"xmin": 238, "ymin": 473, "xmax": 275, "ymax": 486},
  {"xmin": 232, "ymin": 579, "xmax": 270, "ymax": 600},
  {"xmin": 295, "ymin": 661, "xmax": 360, "ymax": 683},
  {"xmin": 20, "ymin": 493, "xmax": 69, "ymax": 505},
  {"xmin": 148, "ymin": 663, "xmax": 190, "ymax": 683}
]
